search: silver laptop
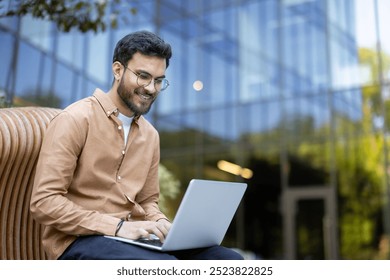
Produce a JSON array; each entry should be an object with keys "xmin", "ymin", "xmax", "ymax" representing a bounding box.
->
[{"xmin": 105, "ymin": 179, "xmax": 247, "ymax": 251}]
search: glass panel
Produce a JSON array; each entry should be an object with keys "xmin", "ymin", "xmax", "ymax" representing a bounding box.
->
[
  {"xmin": 0, "ymin": 0, "xmax": 20, "ymax": 32},
  {"xmin": 155, "ymin": 30, "xmax": 181, "ymax": 115},
  {"xmin": 207, "ymin": 106, "xmax": 228, "ymax": 140},
  {"xmin": 54, "ymin": 63, "xmax": 74, "ymax": 108},
  {"xmin": 377, "ymin": 0, "xmax": 390, "ymax": 83},
  {"xmin": 20, "ymin": 15, "xmax": 52, "ymax": 53},
  {"xmin": 58, "ymin": 30, "xmax": 85, "ymax": 70},
  {"xmin": 87, "ymin": 32, "xmax": 109, "ymax": 84},
  {"xmin": 40, "ymin": 55, "xmax": 54, "ymax": 96},
  {"xmin": 330, "ymin": 0, "xmax": 375, "ymax": 88},
  {"xmin": 15, "ymin": 41, "xmax": 41, "ymax": 98},
  {"xmin": 0, "ymin": 31, "xmax": 13, "ymax": 91}
]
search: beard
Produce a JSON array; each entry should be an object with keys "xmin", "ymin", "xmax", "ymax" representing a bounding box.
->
[{"xmin": 117, "ymin": 79, "xmax": 156, "ymax": 116}]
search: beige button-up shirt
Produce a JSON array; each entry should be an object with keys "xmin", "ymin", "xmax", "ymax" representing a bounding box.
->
[{"xmin": 30, "ymin": 89, "xmax": 167, "ymax": 259}]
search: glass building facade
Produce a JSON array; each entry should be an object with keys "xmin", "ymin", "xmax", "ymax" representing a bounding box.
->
[{"xmin": 1, "ymin": 0, "xmax": 390, "ymax": 259}]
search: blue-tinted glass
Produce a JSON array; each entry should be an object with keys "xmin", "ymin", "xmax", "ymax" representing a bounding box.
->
[
  {"xmin": 209, "ymin": 54, "xmax": 227, "ymax": 106},
  {"xmin": 54, "ymin": 63, "xmax": 74, "ymax": 108},
  {"xmin": 87, "ymin": 32, "xmax": 109, "ymax": 85},
  {"xmin": 15, "ymin": 41, "xmax": 41, "ymax": 96},
  {"xmin": 208, "ymin": 107, "xmax": 228, "ymax": 140},
  {"xmin": 155, "ymin": 30, "xmax": 180, "ymax": 115},
  {"xmin": 378, "ymin": 0, "xmax": 390, "ymax": 75},
  {"xmin": 86, "ymin": 80, "xmax": 98, "ymax": 99},
  {"xmin": 0, "ymin": 16, "xmax": 19, "ymax": 32},
  {"xmin": 40, "ymin": 54, "xmax": 53, "ymax": 94},
  {"xmin": 74, "ymin": 74, "xmax": 84, "ymax": 102},
  {"xmin": 0, "ymin": 31, "xmax": 13, "ymax": 90},
  {"xmin": 20, "ymin": 15, "xmax": 52, "ymax": 52},
  {"xmin": 58, "ymin": 30, "xmax": 85, "ymax": 70},
  {"xmin": 0, "ymin": 0, "xmax": 20, "ymax": 33},
  {"xmin": 333, "ymin": 88, "xmax": 363, "ymax": 122}
]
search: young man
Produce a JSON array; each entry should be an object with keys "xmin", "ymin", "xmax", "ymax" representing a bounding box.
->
[{"xmin": 30, "ymin": 30, "xmax": 243, "ymax": 260}]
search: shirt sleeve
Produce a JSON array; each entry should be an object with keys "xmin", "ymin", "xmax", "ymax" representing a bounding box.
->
[{"xmin": 30, "ymin": 111, "xmax": 120, "ymax": 236}]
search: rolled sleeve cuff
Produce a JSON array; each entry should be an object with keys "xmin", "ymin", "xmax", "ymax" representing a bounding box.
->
[{"xmin": 98, "ymin": 215, "xmax": 122, "ymax": 236}]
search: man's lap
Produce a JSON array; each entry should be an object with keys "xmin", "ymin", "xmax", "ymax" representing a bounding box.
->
[{"xmin": 58, "ymin": 235, "xmax": 243, "ymax": 260}]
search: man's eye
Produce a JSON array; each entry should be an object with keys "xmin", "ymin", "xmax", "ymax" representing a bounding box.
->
[
  {"xmin": 155, "ymin": 79, "xmax": 163, "ymax": 84},
  {"xmin": 138, "ymin": 73, "xmax": 151, "ymax": 80}
]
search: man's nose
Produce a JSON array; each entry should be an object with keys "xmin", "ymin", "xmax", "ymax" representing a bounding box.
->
[{"xmin": 144, "ymin": 81, "xmax": 157, "ymax": 93}]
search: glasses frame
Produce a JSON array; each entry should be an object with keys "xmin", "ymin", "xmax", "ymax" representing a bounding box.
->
[{"xmin": 124, "ymin": 66, "xmax": 169, "ymax": 92}]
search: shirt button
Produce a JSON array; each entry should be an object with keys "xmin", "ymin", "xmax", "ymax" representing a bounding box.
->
[
  {"xmin": 122, "ymin": 150, "xmax": 125, "ymax": 155},
  {"xmin": 117, "ymin": 175, "xmax": 121, "ymax": 180}
]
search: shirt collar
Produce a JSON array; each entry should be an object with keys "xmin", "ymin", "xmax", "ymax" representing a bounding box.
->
[
  {"xmin": 93, "ymin": 88, "xmax": 118, "ymax": 117},
  {"xmin": 92, "ymin": 88, "xmax": 140, "ymax": 122}
]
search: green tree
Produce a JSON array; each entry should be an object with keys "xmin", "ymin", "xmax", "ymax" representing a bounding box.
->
[
  {"xmin": 0, "ymin": 0, "xmax": 137, "ymax": 33},
  {"xmin": 285, "ymin": 47, "xmax": 390, "ymax": 259},
  {"xmin": 158, "ymin": 164, "xmax": 180, "ymax": 220},
  {"xmin": 358, "ymin": 48, "xmax": 390, "ymax": 131}
]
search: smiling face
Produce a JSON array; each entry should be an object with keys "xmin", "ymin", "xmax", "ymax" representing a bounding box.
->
[{"xmin": 113, "ymin": 52, "xmax": 167, "ymax": 116}]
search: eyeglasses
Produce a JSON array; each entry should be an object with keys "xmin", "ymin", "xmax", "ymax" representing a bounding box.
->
[{"xmin": 125, "ymin": 66, "xmax": 169, "ymax": 92}]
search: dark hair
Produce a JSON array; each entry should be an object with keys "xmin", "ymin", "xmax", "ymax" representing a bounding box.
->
[{"xmin": 112, "ymin": 30, "xmax": 172, "ymax": 68}]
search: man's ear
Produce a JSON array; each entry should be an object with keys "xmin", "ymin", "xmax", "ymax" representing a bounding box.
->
[{"xmin": 112, "ymin": 61, "xmax": 122, "ymax": 81}]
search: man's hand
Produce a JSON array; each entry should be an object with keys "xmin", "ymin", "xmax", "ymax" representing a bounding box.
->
[{"xmin": 116, "ymin": 219, "xmax": 171, "ymax": 242}]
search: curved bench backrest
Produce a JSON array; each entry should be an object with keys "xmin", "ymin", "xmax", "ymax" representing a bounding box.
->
[{"xmin": 0, "ymin": 107, "xmax": 61, "ymax": 260}]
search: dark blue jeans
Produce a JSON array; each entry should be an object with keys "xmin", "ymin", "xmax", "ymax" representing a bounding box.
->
[{"xmin": 58, "ymin": 235, "xmax": 244, "ymax": 260}]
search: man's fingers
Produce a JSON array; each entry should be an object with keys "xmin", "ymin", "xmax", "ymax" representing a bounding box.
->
[
  {"xmin": 137, "ymin": 228, "xmax": 150, "ymax": 239},
  {"xmin": 157, "ymin": 219, "xmax": 171, "ymax": 236},
  {"xmin": 121, "ymin": 221, "xmax": 170, "ymax": 241}
]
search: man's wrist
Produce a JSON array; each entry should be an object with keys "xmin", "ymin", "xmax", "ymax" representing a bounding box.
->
[{"xmin": 115, "ymin": 219, "xmax": 124, "ymax": 236}]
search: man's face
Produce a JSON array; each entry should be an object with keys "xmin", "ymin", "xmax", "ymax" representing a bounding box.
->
[{"xmin": 117, "ymin": 52, "xmax": 167, "ymax": 115}]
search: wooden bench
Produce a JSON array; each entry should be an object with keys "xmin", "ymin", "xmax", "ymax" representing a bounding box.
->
[{"xmin": 0, "ymin": 106, "xmax": 61, "ymax": 259}]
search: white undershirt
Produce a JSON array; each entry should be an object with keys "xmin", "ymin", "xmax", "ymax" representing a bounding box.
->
[{"xmin": 117, "ymin": 112, "xmax": 134, "ymax": 144}]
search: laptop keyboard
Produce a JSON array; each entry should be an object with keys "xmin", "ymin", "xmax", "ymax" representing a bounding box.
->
[{"xmin": 136, "ymin": 238, "xmax": 163, "ymax": 247}]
